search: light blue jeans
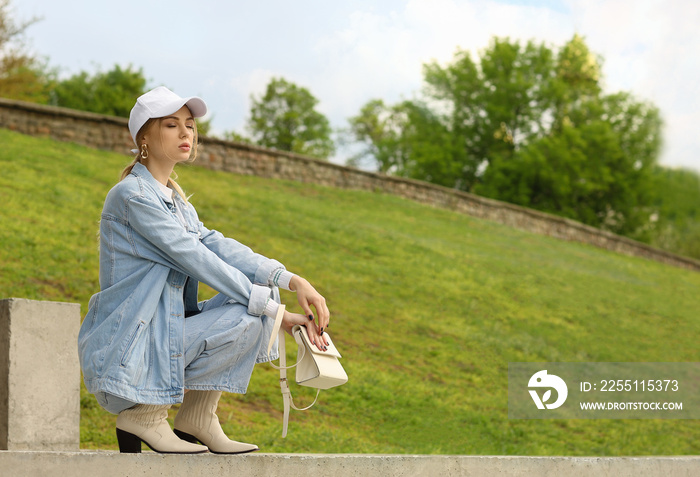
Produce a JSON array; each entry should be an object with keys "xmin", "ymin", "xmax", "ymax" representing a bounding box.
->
[{"xmin": 96, "ymin": 293, "xmax": 270, "ymax": 414}]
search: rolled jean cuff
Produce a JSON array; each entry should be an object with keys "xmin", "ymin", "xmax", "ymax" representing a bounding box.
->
[{"xmin": 247, "ymin": 283, "xmax": 273, "ymax": 316}]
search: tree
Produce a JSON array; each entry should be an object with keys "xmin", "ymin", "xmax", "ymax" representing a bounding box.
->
[
  {"xmin": 348, "ymin": 98, "xmax": 455, "ymax": 184},
  {"xmin": 350, "ymin": 37, "xmax": 557, "ymax": 189},
  {"xmin": 349, "ymin": 35, "xmax": 662, "ymax": 235},
  {"xmin": 246, "ymin": 77, "xmax": 335, "ymax": 159},
  {"xmin": 477, "ymin": 119, "xmax": 655, "ymax": 235},
  {"xmin": 0, "ymin": 0, "xmax": 53, "ymax": 103},
  {"xmin": 51, "ymin": 64, "xmax": 147, "ymax": 117},
  {"xmin": 347, "ymin": 99, "xmax": 410, "ymax": 173},
  {"xmin": 476, "ymin": 37, "xmax": 661, "ymax": 235},
  {"xmin": 420, "ymin": 37, "xmax": 558, "ymax": 189},
  {"xmin": 550, "ymin": 33, "xmax": 602, "ymax": 130}
]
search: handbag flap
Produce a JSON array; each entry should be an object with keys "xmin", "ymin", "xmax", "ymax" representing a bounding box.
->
[{"xmin": 294, "ymin": 325, "xmax": 342, "ymax": 358}]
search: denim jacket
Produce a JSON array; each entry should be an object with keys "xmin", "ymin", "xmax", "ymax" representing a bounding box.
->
[{"xmin": 78, "ymin": 163, "xmax": 282, "ymax": 404}]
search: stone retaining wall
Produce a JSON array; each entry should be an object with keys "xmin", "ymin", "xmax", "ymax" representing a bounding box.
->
[{"xmin": 1, "ymin": 97, "xmax": 698, "ymax": 272}]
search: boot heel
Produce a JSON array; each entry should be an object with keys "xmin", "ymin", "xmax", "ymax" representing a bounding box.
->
[
  {"xmin": 174, "ymin": 429, "xmax": 200, "ymax": 444},
  {"xmin": 117, "ymin": 428, "xmax": 143, "ymax": 453}
]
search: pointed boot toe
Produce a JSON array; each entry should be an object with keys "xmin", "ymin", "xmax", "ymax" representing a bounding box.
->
[
  {"xmin": 174, "ymin": 390, "xmax": 259, "ymax": 454},
  {"xmin": 174, "ymin": 428, "xmax": 259, "ymax": 454}
]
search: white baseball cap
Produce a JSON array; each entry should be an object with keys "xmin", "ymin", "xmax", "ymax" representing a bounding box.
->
[{"xmin": 128, "ymin": 86, "xmax": 208, "ymax": 145}]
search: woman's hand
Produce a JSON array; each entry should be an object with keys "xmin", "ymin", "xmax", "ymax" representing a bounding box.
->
[
  {"xmin": 281, "ymin": 310, "xmax": 329, "ymax": 350},
  {"xmin": 289, "ymin": 276, "xmax": 330, "ymax": 344}
]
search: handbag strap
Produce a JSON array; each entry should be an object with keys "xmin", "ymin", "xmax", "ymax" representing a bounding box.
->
[
  {"xmin": 266, "ymin": 305, "xmax": 305, "ymax": 371},
  {"xmin": 266, "ymin": 305, "xmax": 320, "ymax": 437}
]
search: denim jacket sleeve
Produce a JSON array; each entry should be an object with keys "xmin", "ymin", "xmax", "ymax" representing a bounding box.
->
[{"xmin": 125, "ymin": 193, "xmax": 271, "ymax": 316}]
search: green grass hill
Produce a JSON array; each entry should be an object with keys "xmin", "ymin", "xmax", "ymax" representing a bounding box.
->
[{"xmin": 1, "ymin": 128, "xmax": 699, "ymax": 455}]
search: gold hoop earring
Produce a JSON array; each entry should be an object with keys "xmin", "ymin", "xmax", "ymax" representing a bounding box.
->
[{"xmin": 140, "ymin": 144, "xmax": 149, "ymax": 160}]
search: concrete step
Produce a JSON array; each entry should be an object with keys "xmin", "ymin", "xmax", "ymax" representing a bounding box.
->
[{"xmin": 1, "ymin": 451, "xmax": 698, "ymax": 477}]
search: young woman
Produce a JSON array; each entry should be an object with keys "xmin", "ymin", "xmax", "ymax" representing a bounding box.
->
[{"xmin": 78, "ymin": 86, "xmax": 330, "ymax": 454}]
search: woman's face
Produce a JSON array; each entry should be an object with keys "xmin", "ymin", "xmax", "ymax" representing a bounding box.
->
[{"xmin": 143, "ymin": 106, "xmax": 195, "ymax": 164}]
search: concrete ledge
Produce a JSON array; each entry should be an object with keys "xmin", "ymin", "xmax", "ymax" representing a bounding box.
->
[{"xmin": 0, "ymin": 451, "xmax": 698, "ymax": 477}]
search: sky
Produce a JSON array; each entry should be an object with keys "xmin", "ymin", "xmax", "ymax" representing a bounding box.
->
[{"xmin": 14, "ymin": 0, "xmax": 700, "ymax": 172}]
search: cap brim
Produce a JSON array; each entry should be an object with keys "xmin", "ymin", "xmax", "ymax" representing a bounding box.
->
[
  {"xmin": 184, "ymin": 97, "xmax": 207, "ymax": 118},
  {"xmin": 152, "ymin": 96, "xmax": 207, "ymax": 119}
]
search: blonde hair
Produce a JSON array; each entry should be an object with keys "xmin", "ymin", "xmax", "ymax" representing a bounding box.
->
[{"xmin": 120, "ymin": 114, "xmax": 200, "ymax": 203}]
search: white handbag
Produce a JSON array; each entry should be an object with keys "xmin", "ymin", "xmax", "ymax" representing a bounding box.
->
[{"xmin": 267, "ymin": 305, "xmax": 348, "ymax": 437}]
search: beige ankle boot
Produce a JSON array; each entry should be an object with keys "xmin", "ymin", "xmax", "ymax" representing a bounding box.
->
[
  {"xmin": 174, "ymin": 390, "xmax": 259, "ymax": 454},
  {"xmin": 116, "ymin": 404, "xmax": 208, "ymax": 454}
]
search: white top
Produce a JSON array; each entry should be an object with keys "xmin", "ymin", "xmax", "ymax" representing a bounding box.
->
[{"xmin": 155, "ymin": 180, "xmax": 188, "ymax": 228}]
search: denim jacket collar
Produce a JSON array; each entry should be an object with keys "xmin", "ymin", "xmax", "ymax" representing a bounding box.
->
[{"xmin": 132, "ymin": 162, "xmax": 174, "ymax": 204}]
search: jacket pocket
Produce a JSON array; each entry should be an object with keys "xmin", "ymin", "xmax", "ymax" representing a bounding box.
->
[{"xmin": 120, "ymin": 321, "xmax": 145, "ymax": 367}]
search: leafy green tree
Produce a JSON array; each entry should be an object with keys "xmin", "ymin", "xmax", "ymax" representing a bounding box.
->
[
  {"xmin": 550, "ymin": 33, "xmax": 602, "ymax": 129},
  {"xmin": 348, "ymin": 99, "xmax": 455, "ymax": 184},
  {"xmin": 347, "ymin": 99, "xmax": 411, "ymax": 172},
  {"xmin": 351, "ymin": 37, "xmax": 557, "ymax": 189},
  {"xmin": 420, "ymin": 37, "xmax": 558, "ymax": 189},
  {"xmin": 477, "ymin": 119, "xmax": 655, "ymax": 235},
  {"xmin": 51, "ymin": 64, "xmax": 147, "ymax": 117},
  {"xmin": 0, "ymin": 0, "xmax": 53, "ymax": 103},
  {"xmin": 477, "ymin": 37, "xmax": 661, "ymax": 235},
  {"xmin": 349, "ymin": 34, "xmax": 662, "ymax": 235},
  {"xmin": 246, "ymin": 77, "xmax": 334, "ymax": 159}
]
